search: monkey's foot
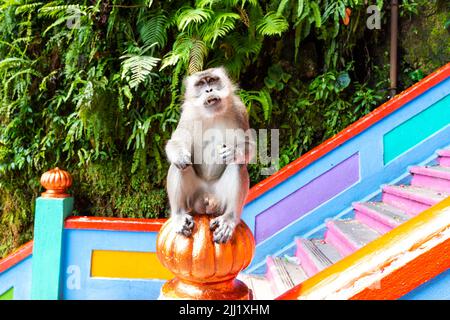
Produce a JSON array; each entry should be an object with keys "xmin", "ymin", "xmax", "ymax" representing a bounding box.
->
[
  {"xmin": 173, "ymin": 213, "xmax": 194, "ymax": 237},
  {"xmin": 210, "ymin": 214, "xmax": 236, "ymax": 244}
]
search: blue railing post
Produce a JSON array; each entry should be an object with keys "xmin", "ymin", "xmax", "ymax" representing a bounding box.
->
[{"xmin": 31, "ymin": 168, "xmax": 73, "ymax": 300}]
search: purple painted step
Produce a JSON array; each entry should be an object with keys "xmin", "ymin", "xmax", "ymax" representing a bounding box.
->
[
  {"xmin": 295, "ymin": 239, "xmax": 342, "ymax": 277},
  {"xmin": 324, "ymin": 219, "xmax": 381, "ymax": 257},
  {"xmin": 266, "ymin": 256, "xmax": 307, "ymax": 296},
  {"xmin": 438, "ymin": 149, "xmax": 450, "ymax": 167},
  {"xmin": 354, "ymin": 202, "xmax": 410, "ymax": 234},
  {"xmin": 382, "ymin": 185, "xmax": 448, "ymax": 215},
  {"xmin": 410, "ymin": 165, "xmax": 450, "ymax": 193}
]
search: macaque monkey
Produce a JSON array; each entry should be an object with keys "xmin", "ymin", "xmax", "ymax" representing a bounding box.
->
[{"xmin": 165, "ymin": 67, "xmax": 255, "ymax": 243}]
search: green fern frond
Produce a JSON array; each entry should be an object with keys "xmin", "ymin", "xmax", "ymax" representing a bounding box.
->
[
  {"xmin": 256, "ymin": 12, "xmax": 289, "ymax": 37},
  {"xmin": 38, "ymin": 4, "xmax": 86, "ymax": 18},
  {"xmin": 15, "ymin": 2, "xmax": 43, "ymax": 15},
  {"xmin": 297, "ymin": 0, "xmax": 305, "ymax": 18},
  {"xmin": 0, "ymin": 57, "xmax": 32, "ymax": 70},
  {"xmin": 160, "ymin": 34, "xmax": 193, "ymax": 70},
  {"xmin": 236, "ymin": 0, "xmax": 258, "ymax": 7},
  {"xmin": 237, "ymin": 7, "xmax": 250, "ymax": 27},
  {"xmin": 4, "ymin": 69, "xmax": 41, "ymax": 87},
  {"xmin": 189, "ymin": 39, "xmax": 208, "ymax": 75},
  {"xmin": 138, "ymin": 12, "xmax": 168, "ymax": 48},
  {"xmin": 238, "ymin": 89, "xmax": 273, "ymax": 121},
  {"xmin": 215, "ymin": 12, "xmax": 241, "ymax": 26},
  {"xmin": 201, "ymin": 12, "xmax": 240, "ymax": 45},
  {"xmin": 176, "ymin": 7, "xmax": 213, "ymax": 32},
  {"xmin": 227, "ymin": 33, "xmax": 262, "ymax": 57},
  {"xmin": 277, "ymin": 0, "xmax": 290, "ymax": 15},
  {"xmin": 222, "ymin": 53, "xmax": 247, "ymax": 78},
  {"xmin": 167, "ymin": 62, "xmax": 184, "ymax": 111},
  {"xmin": 206, "ymin": 0, "xmax": 257, "ymax": 7},
  {"xmin": 256, "ymin": 89, "xmax": 273, "ymax": 121},
  {"xmin": 43, "ymin": 16, "xmax": 71, "ymax": 35},
  {"xmin": 323, "ymin": 1, "xmax": 346, "ymax": 23},
  {"xmin": 309, "ymin": 1, "xmax": 322, "ymax": 27},
  {"xmin": 195, "ymin": 0, "xmax": 221, "ymax": 8},
  {"xmin": 160, "ymin": 51, "xmax": 183, "ymax": 71},
  {"xmin": 120, "ymin": 44, "xmax": 160, "ymax": 89}
]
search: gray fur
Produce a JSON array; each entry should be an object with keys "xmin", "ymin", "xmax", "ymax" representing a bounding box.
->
[{"xmin": 165, "ymin": 67, "xmax": 255, "ymax": 243}]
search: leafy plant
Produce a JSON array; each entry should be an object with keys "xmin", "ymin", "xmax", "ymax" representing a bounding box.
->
[{"xmin": 0, "ymin": 0, "xmax": 432, "ymax": 257}]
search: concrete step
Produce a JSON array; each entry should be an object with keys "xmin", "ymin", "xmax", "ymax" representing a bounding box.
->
[
  {"xmin": 325, "ymin": 219, "xmax": 381, "ymax": 257},
  {"xmin": 237, "ymin": 274, "xmax": 275, "ymax": 300},
  {"xmin": 295, "ymin": 239, "xmax": 342, "ymax": 277},
  {"xmin": 266, "ymin": 256, "xmax": 308, "ymax": 297},
  {"xmin": 353, "ymin": 201, "xmax": 410, "ymax": 234},
  {"xmin": 382, "ymin": 185, "xmax": 448, "ymax": 215},
  {"xmin": 410, "ymin": 165, "xmax": 450, "ymax": 193},
  {"xmin": 437, "ymin": 149, "xmax": 450, "ymax": 167}
]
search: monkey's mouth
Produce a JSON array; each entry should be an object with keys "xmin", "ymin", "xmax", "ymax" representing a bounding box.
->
[{"xmin": 204, "ymin": 96, "xmax": 221, "ymax": 107}]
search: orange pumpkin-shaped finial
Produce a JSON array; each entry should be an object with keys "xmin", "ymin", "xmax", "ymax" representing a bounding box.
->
[
  {"xmin": 40, "ymin": 167, "xmax": 73, "ymax": 198},
  {"xmin": 157, "ymin": 215, "xmax": 255, "ymax": 300}
]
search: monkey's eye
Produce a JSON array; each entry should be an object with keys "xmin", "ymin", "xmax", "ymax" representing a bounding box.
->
[{"xmin": 195, "ymin": 80, "xmax": 206, "ymax": 87}]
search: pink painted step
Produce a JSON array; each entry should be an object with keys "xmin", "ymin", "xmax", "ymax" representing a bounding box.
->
[
  {"xmin": 411, "ymin": 165, "xmax": 450, "ymax": 193},
  {"xmin": 266, "ymin": 256, "xmax": 307, "ymax": 296},
  {"xmin": 353, "ymin": 202, "xmax": 410, "ymax": 234},
  {"xmin": 324, "ymin": 219, "xmax": 381, "ymax": 257},
  {"xmin": 438, "ymin": 149, "xmax": 450, "ymax": 167},
  {"xmin": 382, "ymin": 185, "xmax": 449, "ymax": 215},
  {"xmin": 295, "ymin": 239, "xmax": 342, "ymax": 277}
]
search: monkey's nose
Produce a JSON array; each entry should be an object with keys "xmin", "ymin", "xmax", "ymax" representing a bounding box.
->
[{"xmin": 205, "ymin": 88, "xmax": 213, "ymax": 93}]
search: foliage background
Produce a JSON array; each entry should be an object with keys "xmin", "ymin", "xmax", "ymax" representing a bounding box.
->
[{"xmin": 0, "ymin": 0, "xmax": 448, "ymax": 257}]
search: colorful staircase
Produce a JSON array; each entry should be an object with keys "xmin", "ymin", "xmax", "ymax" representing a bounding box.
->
[{"xmin": 241, "ymin": 148, "xmax": 450, "ymax": 300}]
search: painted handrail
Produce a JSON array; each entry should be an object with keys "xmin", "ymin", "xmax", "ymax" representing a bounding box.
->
[
  {"xmin": 64, "ymin": 216, "xmax": 166, "ymax": 232},
  {"xmin": 277, "ymin": 196, "xmax": 450, "ymax": 300},
  {"xmin": 0, "ymin": 241, "xmax": 33, "ymax": 274},
  {"xmin": 246, "ymin": 62, "xmax": 450, "ymax": 203},
  {"xmin": 0, "ymin": 214, "xmax": 166, "ymax": 275}
]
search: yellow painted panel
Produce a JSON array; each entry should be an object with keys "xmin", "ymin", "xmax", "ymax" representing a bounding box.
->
[{"xmin": 91, "ymin": 250, "xmax": 173, "ymax": 280}]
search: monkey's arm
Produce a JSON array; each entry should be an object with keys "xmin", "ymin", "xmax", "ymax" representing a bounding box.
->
[
  {"xmin": 165, "ymin": 121, "xmax": 193, "ymax": 170},
  {"xmin": 236, "ymin": 133, "xmax": 256, "ymax": 164},
  {"xmin": 231, "ymin": 98, "xmax": 256, "ymax": 165}
]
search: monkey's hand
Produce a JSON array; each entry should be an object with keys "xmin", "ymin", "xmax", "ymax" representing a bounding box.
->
[
  {"xmin": 173, "ymin": 212, "xmax": 195, "ymax": 237},
  {"xmin": 217, "ymin": 145, "xmax": 235, "ymax": 164},
  {"xmin": 210, "ymin": 214, "xmax": 237, "ymax": 243},
  {"xmin": 172, "ymin": 149, "xmax": 192, "ymax": 170}
]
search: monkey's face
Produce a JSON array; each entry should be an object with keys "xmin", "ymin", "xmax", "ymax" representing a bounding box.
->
[{"xmin": 184, "ymin": 67, "xmax": 233, "ymax": 116}]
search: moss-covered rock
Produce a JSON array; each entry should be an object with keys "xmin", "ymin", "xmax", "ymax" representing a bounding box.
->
[{"xmin": 400, "ymin": 1, "xmax": 450, "ymax": 75}]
